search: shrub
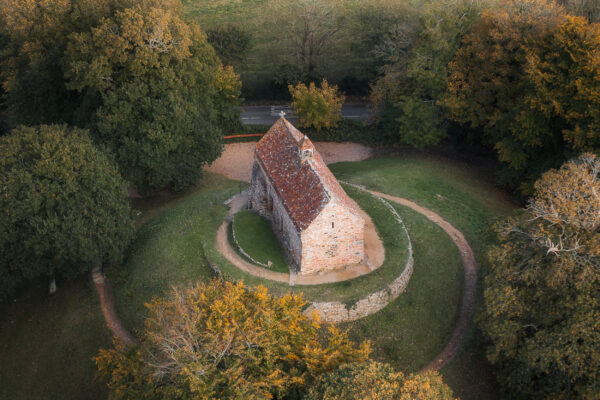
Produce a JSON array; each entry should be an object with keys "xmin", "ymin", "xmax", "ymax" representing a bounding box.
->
[{"xmin": 289, "ymin": 79, "xmax": 345, "ymax": 131}]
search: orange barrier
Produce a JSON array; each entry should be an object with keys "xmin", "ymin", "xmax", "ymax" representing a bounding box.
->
[{"xmin": 223, "ymin": 133, "xmax": 264, "ymax": 139}]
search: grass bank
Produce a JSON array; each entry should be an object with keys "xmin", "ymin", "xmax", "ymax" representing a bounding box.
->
[
  {"xmin": 345, "ymin": 204, "xmax": 462, "ymax": 371},
  {"xmin": 108, "ymin": 173, "xmax": 241, "ymax": 332},
  {"xmin": 231, "ymin": 210, "xmax": 289, "ymax": 273}
]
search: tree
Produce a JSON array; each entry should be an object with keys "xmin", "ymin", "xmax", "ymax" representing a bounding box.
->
[
  {"xmin": 342, "ymin": 0, "xmax": 420, "ymax": 88},
  {"xmin": 559, "ymin": 0, "xmax": 600, "ymax": 22},
  {"xmin": 65, "ymin": 2, "xmax": 241, "ymax": 194},
  {"xmin": 96, "ymin": 280, "xmax": 370, "ymax": 399},
  {"xmin": 305, "ymin": 361, "xmax": 456, "ymax": 400},
  {"xmin": 260, "ymin": 0, "xmax": 342, "ymax": 83},
  {"xmin": 0, "ymin": 0, "xmax": 113, "ymax": 126},
  {"xmin": 371, "ymin": 0, "xmax": 485, "ymax": 148},
  {"xmin": 524, "ymin": 16, "xmax": 600, "ymax": 152},
  {"xmin": 289, "ymin": 79, "xmax": 345, "ymax": 131},
  {"xmin": 0, "ymin": 125, "xmax": 134, "ymax": 301},
  {"xmin": 480, "ymin": 154, "xmax": 600, "ymax": 399},
  {"xmin": 443, "ymin": 0, "xmax": 600, "ymax": 193},
  {"xmin": 206, "ymin": 25, "xmax": 252, "ymax": 67}
]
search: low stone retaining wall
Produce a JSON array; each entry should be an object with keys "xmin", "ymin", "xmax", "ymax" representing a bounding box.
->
[{"xmin": 304, "ymin": 185, "xmax": 414, "ymax": 323}]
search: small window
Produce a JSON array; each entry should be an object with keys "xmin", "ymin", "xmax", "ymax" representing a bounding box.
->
[{"xmin": 332, "ymin": 222, "xmax": 334, "ymax": 229}]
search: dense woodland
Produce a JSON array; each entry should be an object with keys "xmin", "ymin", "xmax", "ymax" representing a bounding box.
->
[{"xmin": 0, "ymin": 0, "xmax": 599, "ymax": 399}]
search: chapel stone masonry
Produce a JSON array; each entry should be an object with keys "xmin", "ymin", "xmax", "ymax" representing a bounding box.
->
[{"xmin": 248, "ymin": 118, "xmax": 365, "ymax": 275}]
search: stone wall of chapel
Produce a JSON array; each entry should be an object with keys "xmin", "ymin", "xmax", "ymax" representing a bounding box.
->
[
  {"xmin": 300, "ymin": 200, "xmax": 365, "ymax": 275},
  {"xmin": 248, "ymin": 161, "xmax": 302, "ymax": 270}
]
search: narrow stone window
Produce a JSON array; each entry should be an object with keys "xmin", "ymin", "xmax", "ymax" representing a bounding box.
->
[{"xmin": 332, "ymin": 222, "xmax": 334, "ymax": 229}]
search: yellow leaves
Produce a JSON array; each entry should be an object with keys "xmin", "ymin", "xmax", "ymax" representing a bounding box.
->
[
  {"xmin": 215, "ymin": 65, "xmax": 242, "ymax": 99},
  {"xmin": 399, "ymin": 371, "xmax": 456, "ymax": 400},
  {"xmin": 100, "ymin": 279, "xmax": 370, "ymax": 398},
  {"xmin": 289, "ymin": 79, "xmax": 345, "ymax": 131}
]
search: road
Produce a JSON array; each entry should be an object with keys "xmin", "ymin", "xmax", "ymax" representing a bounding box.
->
[{"xmin": 240, "ymin": 103, "xmax": 372, "ymax": 125}]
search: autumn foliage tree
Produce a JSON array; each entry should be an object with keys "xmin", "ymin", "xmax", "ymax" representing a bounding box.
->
[
  {"xmin": 96, "ymin": 280, "xmax": 370, "ymax": 399},
  {"xmin": 305, "ymin": 361, "xmax": 456, "ymax": 400},
  {"xmin": 481, "ymin": 153, "xmax": 600, "ymax": 399},
  {"xmin": 0, "ymin": 125, "xmax": 134, "ymax": 300},
  {"xmin": 289, "ymin": 79, "xmax": 345, "ymax": 131},
  {"xmin": 444, "ymin": 0, "xmax": 600, "ymax": 193}
]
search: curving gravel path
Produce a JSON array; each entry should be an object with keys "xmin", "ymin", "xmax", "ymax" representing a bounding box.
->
[
  {"xmin": 216, "ymin": 192, "xmax": 385, "ymax": 286},
  {"xmin": 92, "ymin": 268, "xmax": 135, "ymax": 346},
  {"xmin": 366, "ymin": 190, "xmax": 477, "ymax": 372}
]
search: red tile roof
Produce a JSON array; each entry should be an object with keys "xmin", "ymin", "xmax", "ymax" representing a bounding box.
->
[{"xmin": 254, "ymin": 118, "xmax": 362, "ymax": 231}]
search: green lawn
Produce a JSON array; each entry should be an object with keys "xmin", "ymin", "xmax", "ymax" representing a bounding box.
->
[
  {"xmin": 0, "ymin": 278, "xmax": 110, "ymax": 400},
  {"xmin": 108, "ymin": 173, "xmax": 241, "ymax": 332},
  {"xmin": 345, "ymin": 204, "xmax": 462, "ymax": 372},
  {"xmin": 109, "ymin": 155, "xmax": 478, "ymax": 380},
  {"xmin": 231, "ymin": 210, "xmax": 290, "ymax": 273},
  {"xmin": 112, "ymin": 177, "xmax": 412, "ymax": 333}
]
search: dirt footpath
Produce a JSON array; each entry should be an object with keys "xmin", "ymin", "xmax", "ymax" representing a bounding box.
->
[
  {"xmin": 368, "ymin": 190, "xmax": 477, "ymax": 372},
  {"xmin": 216, "ymin": 192, "xmax": 385, "ymax": 285},
  {"xmin": 205, "ymin": 142, "xmax": 373, "ymax": 182}
]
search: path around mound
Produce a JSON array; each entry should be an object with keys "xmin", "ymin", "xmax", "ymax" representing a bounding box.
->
[
  {"xmin": 366, "ymin": 190, "xmax": 477, "ymax": 372},
  {"xmin": 94, "ymin": 142, "xmax": 477, "ymax": 372},
  {"xmin": 92, "ymin": 268, "xmax": 135, "ymax": 346},
  {"xmin": 216, "ymin": 192, "xmax": 386, "ymax": 285}
]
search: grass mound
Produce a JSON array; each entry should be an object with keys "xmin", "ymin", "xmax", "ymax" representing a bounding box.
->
[{"xmin": 231, "ymin": 210, "xmax": 289, "ymax": 273}]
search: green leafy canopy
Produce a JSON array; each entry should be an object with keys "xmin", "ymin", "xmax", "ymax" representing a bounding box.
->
[{"xmin": 0, "ymin": 124, "xmax": 135, "ymax": 300}]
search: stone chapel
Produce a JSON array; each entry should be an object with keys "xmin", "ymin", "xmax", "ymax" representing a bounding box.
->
[{"xmin": 248, "ymin": 117, "xmax": 365, "ymax": 275}]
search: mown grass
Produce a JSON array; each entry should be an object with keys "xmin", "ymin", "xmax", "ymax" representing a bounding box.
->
[
  {"xmin": 108, "ymin": 173, "xmax": 241, "ymax": 332},
  {"xmin": 110, "ymin": 167, "xmax": 462, "ymax": 377},
  {"xmin": 0, "ymin": 278, "xmax": 110, "ymax": 400},
  {"xmin": 113, "ymin": 179, "xmax": 411, "ymax": 325},
  {"xmin": 231, "ymin": 210, "xmax": 289, "ymax": 273},
  {"xmin": 345, "ymin": 204, "xmax": 462, "ymax": 372}
]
